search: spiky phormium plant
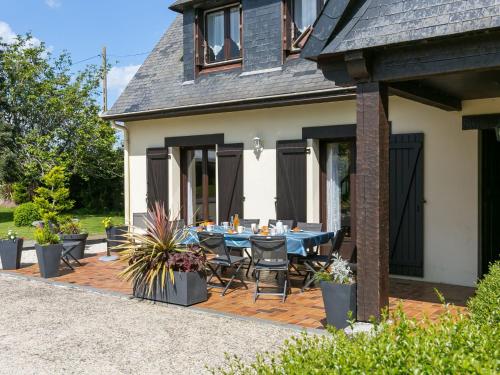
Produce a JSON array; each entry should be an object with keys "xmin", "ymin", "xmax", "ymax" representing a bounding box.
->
[{"xmin": 118, "ymin": 202, "xmax": 205, "ymax": 296}]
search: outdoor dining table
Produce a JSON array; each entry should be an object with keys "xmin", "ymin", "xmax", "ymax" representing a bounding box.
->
[{"xmin": 183, "ymin": 226, "xmax": 335, "ymax": 257}]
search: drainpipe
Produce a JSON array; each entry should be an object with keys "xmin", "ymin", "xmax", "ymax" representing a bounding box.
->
[{"xmin": 111, "ymin": 121, "xmax": 131, "ymax": 226}]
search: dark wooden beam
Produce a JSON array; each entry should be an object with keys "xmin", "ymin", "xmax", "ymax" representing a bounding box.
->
[
  {"xmin": 390, "ymin": 82, "xmax": 462, "ymax": 111},
  {"xmin": 356, "ymin": 81, "xmax": 390, "ymax": 321},
  {"xmin": 165, "ymin": 133, "xmax": 224, "ymax": 148},
  {"xmin": 372, "ymin": 32, "xmax": 500, "ymax": 82},
  {"xmin": 345, "ymin": 51, "xmax": 371, "ymax": 82},
  {"xmin": 302, "ymin": 124, "xmax": 356, "ymax": 140},
  {"xmin": 463, "ymin": 114, "xmax": 500, "ymax": 130}
]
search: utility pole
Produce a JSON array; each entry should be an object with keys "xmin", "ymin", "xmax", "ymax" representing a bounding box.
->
[{"xmin": 102, "ymin": 46, "xmax": 108, "ymax": 112}]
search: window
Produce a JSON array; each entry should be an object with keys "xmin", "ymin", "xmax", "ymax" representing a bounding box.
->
[
  {"xmin": 205, "ymin": 5, "xmax": 241, "ymax": 65},
  {"xmin": 286, "ymin": 0, "xmax": 324, "ymax": 50}
]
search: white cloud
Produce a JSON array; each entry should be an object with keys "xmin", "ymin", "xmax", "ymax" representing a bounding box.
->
[
  {"xmin": 0, "ymin": 20, "xmax": 43, "ymax": 48},
  {"xmin": 0, "ymin": 21, "xmax": 17, "ymax": 44},
  {"xmin": 45, "ymin": 0, "xmax": 62, "ymax": 8},
  {"xmin": 108, "ymin": 65, "xmax": 140, "ymax": 95}
]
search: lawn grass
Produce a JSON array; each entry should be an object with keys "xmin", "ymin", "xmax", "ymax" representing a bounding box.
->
[{"xmin": 0, "ymin": 206, "xmax": 124, "ymax": 240}]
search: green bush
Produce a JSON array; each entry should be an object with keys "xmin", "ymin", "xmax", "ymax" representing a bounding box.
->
[
  {"xmin": 33, "ymin": 166, "xmax": 74, "ymax": 222},
  {"xmin": 34, "ymin": 224, "xmax": 60, "ymax": 245},
  {"xmin": 13, "ymin": 202, "xmax": 41, "ymax": 227},
  {"xmin": 468, "ymin": 261, "xmax": 500, "ymax": 325},
  {"xmin": 59, "ymin": 219, "xmax": 85, "ymax": 235},
  {"xmin": 216, "ymin": 311, "xmax": 499, "ymax": 374},
  {"xmin": 216, "ymin": 263, "xmax": 500, "ymax": 375},
  {"xmin": 11, "ymin": 182, "xmax": 30, "ymax": 204}
]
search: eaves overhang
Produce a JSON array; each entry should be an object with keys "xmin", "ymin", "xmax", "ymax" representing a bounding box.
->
[{"xmin": 101, "ymin": 87, "xmax": 356, "ymax": 122}]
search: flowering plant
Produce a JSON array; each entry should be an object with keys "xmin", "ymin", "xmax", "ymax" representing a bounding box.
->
[
  {"xmin": 315, "ymin": 253, "xmax": 354, "ymax": 285},
  {"xmin": 2, "ymin": 230, "xmax": 18, "ymax": 241},
  {"xmin": 102, "ymin": 217, "xmax": 114, "ymax": 230}
]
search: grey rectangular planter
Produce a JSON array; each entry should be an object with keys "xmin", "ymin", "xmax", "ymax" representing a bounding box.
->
[
  {"xmin": 0, "ymin": 238, "xmax": 24, "ymax": 270},
  {"xmin": 60, "ymin": 233, "xmax": 88, "ymax": 259},
  {"xmin": 106, "ymin": 226, "xmax": 128, "ymax": 251},
  {"xmin": 320, "ymin": 281, "xmax": 357, "ymax": 329},
  {"xmin": 133, "ymin": 270, "xmax": 208, "ymax": 306},
  {"xmin": 35, "ymin": 244, "xmax": 63, "ymax": 278}
]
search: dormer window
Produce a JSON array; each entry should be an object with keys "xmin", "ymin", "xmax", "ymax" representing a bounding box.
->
[
  {"xmin": 204, "ymin": 4, "xmax": 242, "ymax": 65},
  {"xmin": 284, "ymin": 0, "xmax": 325, "ymax": 52}
]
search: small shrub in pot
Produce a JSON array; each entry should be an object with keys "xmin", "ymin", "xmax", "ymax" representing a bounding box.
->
[
  {"xmin": 118, "ymin": 202, "xmax": 208, "ymax": 306},
  {"xmin": 59, "ymin": 219, "xmax": 88, "ymax": 260},
  {"xmin": 0, "ymin": 230, "xmax": 24, "ymax": 270},
  {"xmin": 34, "ymin": 223, "xmax": 63, "ymax": 278},
  {"xmin": 316, "ymin": 254, "xmax": 356, "ymax": 329},
  {"xmin": 102, "ymin": 217, "xmax": 127, "ymax": 252}
]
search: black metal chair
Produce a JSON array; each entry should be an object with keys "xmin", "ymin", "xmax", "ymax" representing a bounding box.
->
[
  {"xmin": 268, "ymin": 219, "xmax": 294, "ymax": 228},
  {"xmin": 296, "ymin": 222, "xmax": 323, "ymax": 232},
  {"xmin": 301, "ymin": 228, "xmax": 346, "ymax": 291},
  {"xmin": 230, "ymin": 219, "xmax": 260, "ymax": 276},
  {"xmin": 240, "ymin": 219, "xmax": 260, "ymax": 228},
  {"xmin": 197, "ymin": 231, "xmax": 248, "ymax": 296},
  {"xmin": 250, "ymin": 235, "xmax": 290, "ymax": 302},
  {"xmin": 297, "ymin": 222, "xmax": 323, "ymax": 255},
  {"xmin": 172, "ymin": 219, "xmax": 186, "ymax": 229}
]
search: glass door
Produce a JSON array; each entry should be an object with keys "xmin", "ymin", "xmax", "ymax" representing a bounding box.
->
[
  {"xmin": 321, "ymin": 141, "xmax": 355, "ymax": 239},
  {"xmin": 181, "ymin": 147, "xmax": 216, "ymax": 225}
]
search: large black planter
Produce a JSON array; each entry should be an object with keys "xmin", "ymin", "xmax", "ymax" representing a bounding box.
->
[
  {"xmin": 106, "ymin": 226, "xmax": 128, "ymax": 251},
  {"xmin": 35, "ymin": 244, "xmax": 63, "ymax": 278},
  {"xmin": 60, "ymin": 233, "xmax": 88, "ymax": 260},
  {"xmin": 133, "ymin": 270, "xmax": 208, "ymax": 306},
  {"xmin": 0, "ymin": 238, "xmax": 24, "ymax": 270},
  {"xmin": 320, "ymin": 281, "xmax": 357, "ymax": 329}
]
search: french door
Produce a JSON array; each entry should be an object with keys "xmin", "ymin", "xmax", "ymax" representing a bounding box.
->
[
  {"xmin": 181, "ymin": 146, "xmax": 216, "ymax": 224},
  {"xmin": 320, "ymin": 141, "xmax": 356, "ymax": 241}
]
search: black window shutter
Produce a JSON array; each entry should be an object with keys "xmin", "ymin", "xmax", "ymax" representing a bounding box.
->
[
  {"xmin": 146, "ymin": 148, "xmax": 169, "ymax": 213},
  {"xmin": 217, "ymin": 143, "xmax": 244, "ymax": 223},
  {"xmin": 276, "ymin": 140, "xmax": 307, "ymax": 226},
  {"xmin": 389, "ymin": 133, "xmax": 424, "ymax": 277}
]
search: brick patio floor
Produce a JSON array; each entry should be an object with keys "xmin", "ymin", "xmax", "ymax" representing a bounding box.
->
[{"xmin": 9, "ymin": 252, "xmax": 475, "ymax": 329}]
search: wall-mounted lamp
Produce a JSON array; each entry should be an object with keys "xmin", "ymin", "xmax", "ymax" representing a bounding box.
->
[
  {"xmin": 253, "ymin": 136, "xmax": 263, "ymax": 152},
  {"xmin": 253, "ymin": 136, "xmax": 263, "ymax": 159}
]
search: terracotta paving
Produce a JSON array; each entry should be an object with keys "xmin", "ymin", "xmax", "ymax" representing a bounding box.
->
[{"xmin": 8, "ymin": 253, "xmax": 475, "ymax": 329}]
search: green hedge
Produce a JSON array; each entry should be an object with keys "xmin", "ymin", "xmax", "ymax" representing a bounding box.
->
[
  {"xmin": 215, "ymin": 263, "xmax": 500, "ymax": 375},
  {"xmin": 468, "ymin": 261, "xmax": 500, "ymax": 325},
  {"xmin": 13, "ymin": 202, "xmax": 41, "ymax": 227}
]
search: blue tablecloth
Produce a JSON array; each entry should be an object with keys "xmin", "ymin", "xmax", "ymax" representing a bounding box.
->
[{"xmin": 182, "ymin": 226, "xmax": 335, "ymax": 257}]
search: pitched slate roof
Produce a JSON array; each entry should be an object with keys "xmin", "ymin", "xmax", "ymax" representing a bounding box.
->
[
  {"xmin": 316, "ymin": 0, "xmax": 500, "ymax": 57},
  {"xmin": 104, "ymin": 16, "xmax": 345, "ymax": 119},
  {"xmin": 301, "ymin": 0, "xmax": 355, "ymax": 60},
  {"xmin": 169, "ymin": 0, "xmax": 194, "ymax": 13}
]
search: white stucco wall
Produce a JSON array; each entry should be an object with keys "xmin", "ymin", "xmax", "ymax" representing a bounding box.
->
[
  {"xmin": 124, "ymin": 97, "xmax": 487, "ymax": 287},
  {"xmin": 390, "ymin": 97, "xmax": 478, "ymax": 287}
]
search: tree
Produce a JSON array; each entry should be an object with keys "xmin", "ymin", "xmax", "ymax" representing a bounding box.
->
[
  {"xmin": 0, "ymin": 34, "xmax": 123, "ymax": 210},
  {"xmin": 33, "ymin": 166, "xmax": 74, "ymax": 221}
]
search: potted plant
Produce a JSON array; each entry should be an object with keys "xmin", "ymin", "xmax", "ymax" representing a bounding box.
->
[
  {"xmin": 316, "ymin": 254, "xmax": 357, "ymax": 329},
  {"xmin": 103, "ymin": 217, "xmax": 128, "ymax": 251},
  {"xmin": 118, "ymin": 202, "xmax": 208, "ymax": 306},
  {"xmin": 34, "ymin": 224, "xmax": 63, "ymax": 278},
  {"xmin": 0, "ymin": 230, "xmax": 24, "ymax": 270},
  {"xmin": 59, "ymin": 219, "xmax": 88, "ymax": 259}
]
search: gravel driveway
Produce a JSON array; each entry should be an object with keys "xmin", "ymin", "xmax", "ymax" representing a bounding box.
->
[{"xmin": 0, "ymin": 273, "xmax": 300, "ymax": 375}]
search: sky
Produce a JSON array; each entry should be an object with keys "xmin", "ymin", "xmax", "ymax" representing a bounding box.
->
[{"xmin": 0, "ymin": 0, "xmax": 178, "ymax": 108}]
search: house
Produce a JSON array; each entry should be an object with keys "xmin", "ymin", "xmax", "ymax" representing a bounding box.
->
[{"xmin": 102, "ymin": 0, "xmax": 500, "ymax": 320}]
